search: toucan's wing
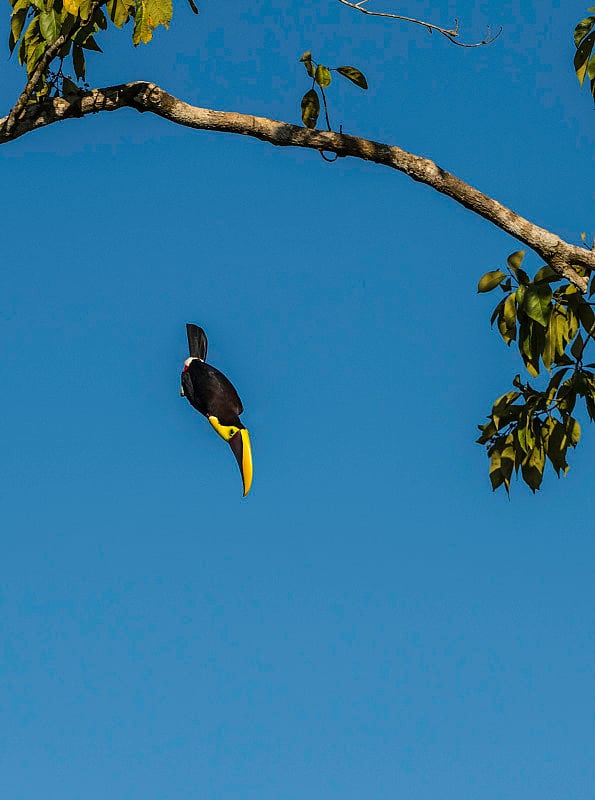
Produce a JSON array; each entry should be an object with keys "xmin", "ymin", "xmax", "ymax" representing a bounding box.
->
[
  {"xmin": 181, "ymin": 369, "xmax": 195, "ymax": 403},
  {"xmin": 186, "ymin": 324, "xmax": 208, "ymax": 361}
]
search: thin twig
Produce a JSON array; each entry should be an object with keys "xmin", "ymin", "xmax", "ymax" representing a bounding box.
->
[{"xmin": 335, "ymin": 0, "xmax": 502, "ymax": 48}]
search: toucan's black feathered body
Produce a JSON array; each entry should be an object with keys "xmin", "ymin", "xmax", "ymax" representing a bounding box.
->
[
  {"xmin": 181, "ymin": 324, "xmax": 253, "ymax": 496},
  {"xmin": 182, "ymin": 360, "xmax": 243, "ymax": 426}
]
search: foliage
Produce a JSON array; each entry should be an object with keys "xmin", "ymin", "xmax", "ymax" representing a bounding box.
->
[
  {"xmin": 7, "ymin": 0, "xmax": 188, "ymax": 100},
  {"xmin": 477, "ymin": 250, "xmax": 595, "ymax": 494},
  {"xmin": 299, "ymin": 50, "xmax": 367, "ymax": 130},
  {"xmin": 574, "ymin": 6, "xmax": 595, "ymax": 102}
]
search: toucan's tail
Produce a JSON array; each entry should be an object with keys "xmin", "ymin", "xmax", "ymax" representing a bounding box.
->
[{"xmin": 186, "ymin": 324, "xmax": 208, "ymax": 361}]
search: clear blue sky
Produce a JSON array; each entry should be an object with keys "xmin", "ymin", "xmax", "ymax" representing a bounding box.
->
[{"xmin": 0, "ymin": 2, "xmax": 593, "ymax": 798}]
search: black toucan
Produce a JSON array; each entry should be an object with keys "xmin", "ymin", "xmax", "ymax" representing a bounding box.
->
[{"xmin": 180, "ymin": 324, "xmax": 253, "ymax": 496}]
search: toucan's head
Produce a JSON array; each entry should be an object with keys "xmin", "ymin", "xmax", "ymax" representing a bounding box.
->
[
  {"xmin": 183, "ymin": 357, "xmax": 198, "ymax": 371},
  {"xmin": 207, "ymin": 415, "xmax": 253, "ymax": 497}
]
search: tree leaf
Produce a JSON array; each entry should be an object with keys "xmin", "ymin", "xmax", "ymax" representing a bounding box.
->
[
  {"xmin": 336, "ymin": 66, "xmax": 368, "ymax": 89},
  {"xmin": 570, "ymin": 332, "xmax": 584, "ymax": 360},
  {"xmin": 301, "ymin": 88, "xmax": 320, "ymax": 128},
  {"xmin": 574, "ymin": 30, "xmax": 595, "ymax": 85},
  {"xmin": 10, "ymin": 4, "xmax": 29, "ymax": 53},
  {"xmin": 566, "ymin": 417, "xmax": 581, "ymax": 448},
  {"xmin": 477, "ymin": 269, "xmax": 506, "ymax": 293},
  {"xmin": 498, "ymin": 292, "xmax": 517, "ymax": 345},
  {"xmin": 72, "ymin": 44, "xmax": 85, "ymax": 80},
  {"xmin": 132, "ymin": 0, "xmax": 173, "ymax": 46},
  {"xmin": 39, "ymin": 9, "xmax": 58, "ymax": 43},
  {"xmin": 314, "ymin": 64, "xmax": 332, "ymax": 88},
  {"xmin": 507, "ymin": 250, "xmax": 530, "ymax": 284},
  {"xmin": 521, "ymin": 446, "xmax": 545, "ymax": 492},
  {"xmin": 577, "ymin": 300, "xmax": 595, "ymax": 337},
  {"xmin": 62, "ymin": 76, "xmax": 81, "ymax": 98},
  {"xmin": 574, "ymin": 14, "xmax": 595, "ymax": 47},
  {"xmin": 533, "ymin": 265, "xmax": 560, "ymax": 284},
  {"xmin": 107, "ymin": 0, "xmax": 134, "ymax": 28},
  {"xmin": 521, "ymin": 284, "xmax": 552, "ymax": 327}
]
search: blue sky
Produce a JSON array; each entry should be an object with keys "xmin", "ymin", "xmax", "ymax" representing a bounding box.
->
[{"xmin": 0, "ymin": 2, "xmax": 593, "ymax": 798}]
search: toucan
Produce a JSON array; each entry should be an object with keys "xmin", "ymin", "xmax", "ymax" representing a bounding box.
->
[{"xmin": 180, "ymin": 323, "xmax": 253, "ymax": 496}]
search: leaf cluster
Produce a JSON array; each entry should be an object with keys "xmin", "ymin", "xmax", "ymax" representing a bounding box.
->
[
  {"xmin": 8, "ymin": 0, "xmax": 184, "ymax": 99},
  {"xmin": 299, "ymin": 51, "xmax": 367, "ymax": 130},
  {"xmin": 477, "ymin": 250, "xmax": 595, "ymax": 493},
  {"xmin": 574, "ymin": 7, "xmax": 595, "ymax": 101}
]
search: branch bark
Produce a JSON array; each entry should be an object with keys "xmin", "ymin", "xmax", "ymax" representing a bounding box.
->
[{"xmin": 1, "ymin": 80, "xmax": 591, "ymax": 289}]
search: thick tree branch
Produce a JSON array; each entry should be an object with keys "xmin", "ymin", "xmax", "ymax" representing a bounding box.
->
[
  {"xmin": 335, "ymin": 0, "xmax": 502, "ymax": 47},
  {"xmin": 1, "ymin": 80, "xmax": 591, "ymax": 289}
]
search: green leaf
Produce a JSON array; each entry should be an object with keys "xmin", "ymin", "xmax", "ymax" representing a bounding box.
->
[
  {"xmin": 107, "ymin": 0, "xmax": 134, "ymax": 28},
  {"xmin": 498, "ymin": 292, "xmax": 517, "ymax": 345},
  {"xmin": 477, "ymin": 269, "xmax": 506, "ymax": 293},
  {"xmin": 336, "ymin": 66, "xmax": 368, "ymax": 89},
  {"xmin": 557, "ymin": 377, "xmax": 577, "ymax": 414},
  {"xmin": 533, "ymin": 265, "xmax": 560, "ymax": 284},
  {"xmin": 574, "ymin": 30, "xmax": 595, "ymax": 85},
  {"xmin": 521, "ymin": 446, "xmax": 545, "ymax": 492},
  {"xmin": 574, "ymin": 14, "xmax": 595, "ymax": 47},
  {"xmin": 545, "ymin": 367, "xmax": 570, "ymax": 401},
  {"xmin": 10, "ymin": 4, "xmax": 29, "ymax": 53},
  {"xmin": 72, "ymin": 44, "xmax": 85, "ymax": 80},
  {"xmin": 315, "ymin": 64, "xmax": 332, "ymax": 88},
  {"xmin": 567, "ymin": 417, "xmax": 581, "ymax": 448},
  {"xmin": 132, "ymin": 0, "xmax": 173, "ymax": 46},
  {"xmin": 507, "ymin": 250, "xmax": 530, "ymax": 284},
  {"xmin": 80, "ymin": 35, "xmax": 102, "ymax": 51},
  {"xmin": 570, "ymin": 332, "xmax": 584, "ymax": 361},
  {"xmin": 491, "ymin": 390, "xmax": 521, "ymax": 430},
  {"xmin": 490, "ymin": 298, "xmax": 505, "ymax": 326},
  {"xmin": 39, "ymin": 9, "xmax": 58, "ymax": 42},
  {"xmin": 301, "ymin": 88, "xmax": 320, "ymax": 128},
  {"xmin": 543, "ymin": 418, "xmax": 568, "ymax": 476},
  {"xmin": 577, "ymin": 300, "xmax": 595, "ymax": 337},
  {"xmin": 62, "ymin": 76, "xmax": 80, "ymax": 98},
  {"xmin": 299, "ymin": 51, "xmax": 312, "ymax": 62},
  {"xmin": 521, "ymin": 284, "xmax": 552, "ymax": 327}
]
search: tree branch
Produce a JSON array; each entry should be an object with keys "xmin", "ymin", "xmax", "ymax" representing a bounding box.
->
[
  {"xmin": 4, "ymin": 34, "xmax": 68, "ymax": 135},
  {"xmin": 0, "ymin": 80, "xmax": 590, "ymax": 288},
  {"xmin": 334, "ymin": 0, "xmax": 502, "ymax": 47}
]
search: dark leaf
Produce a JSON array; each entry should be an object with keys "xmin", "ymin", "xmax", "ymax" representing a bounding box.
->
[
  {"xmin": 574, "ymin": 14, "xmax": 595, "ymax": 47},
  {"xmin": 533, "ymin": 265, "xmax": 560, "ymax": 284},
  {"xmin": 72, "ymin": 44, "xmax": 85, "ymax": 80},
  {"xmin": 574, "ymin": 30, "xmax": 595, "ymax": 85},
  {"xmin": 336, "ymin": 66, "xmax": 368, "ymax": 89},
  {"xmin": 521, "ymin": 446, "xmax": 545, "ymax": 492},
  {"xmin": 301, "ymin": 88, "xmax": 320, "ymax": 128},
  {"xmin": 570, "ymin": 332, "xmax": 584, "ymax": 360}
]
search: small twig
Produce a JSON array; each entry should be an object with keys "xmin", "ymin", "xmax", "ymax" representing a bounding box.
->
[
  {"xmin": 335, "ymin": 0, "xmax": 502, "ymax": 48},
  {"xmin": 319, "ymin": 85, "xmax": 332, "ymax": 132}
]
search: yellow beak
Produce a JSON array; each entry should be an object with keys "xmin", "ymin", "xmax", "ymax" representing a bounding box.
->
[{"xmin": 208, "ymin": 416, "xmax": 253, "ymax": 497}]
